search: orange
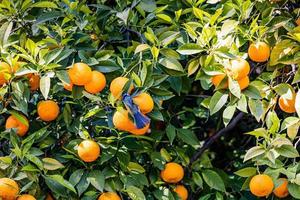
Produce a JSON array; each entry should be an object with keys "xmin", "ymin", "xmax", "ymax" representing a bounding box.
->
[
  {"xmin": 98, "ymin": 192, "xmax": 121, "ymax": 200},
  {"xmin": 112, "ymin": 109, "xmax": 136, "ymax": 132},
  {"xmin": 174, "ymin": 185, "xmax": 188, "ymax": 200},
  {"xmin": 238, "ymin": 76, "xmax": 250, "ymax": 90},
  {"xmin": 84, "ymin": 71, "xmax": 106, "ymax": 94},
  {"xmin": 133, "ymin": 93, "xmax": 154, "ymax": 114},
  {"xmin": 296, "ymin": 18, "xmax": 300, "ymax": 26},
  {"xmin": 68, "ymin": 63, "xmax": 92, "ymax": 86},
  {"xmin": 248, "ymin": 42, "xmax": 270, "ymax": 62},
  {"xmin": 5, "ymin": 114, "xmax": 29, "ymax": 136},
  {"xmin": 37, "ymin": 100, "xmax": 60, "ymax": 122},
  {"xmin": 78, "ymin": 140, "xmax": 100, "ymax": 162},
  {"xmin": 279, "ymin": 94, "xmax": 296, "ymax": 113},
  {"xmin": 211, "ymin": 74, "xmax": 228, "ymax": 89},
  {"xmin": 228, "ymin": 59, "xmax": 250, "ymax": 80},
  {"xmin": 18, "ymin": 194, "xmax": 36, "ymax": 200},
  {"xmin": 109, "ymin": 77, "xmax": 134, "ymax": 99},
  {"xmin": 129, "ymin": 123, "xmax": 150, "ymax": 135},
  {"xmin": 27, "ymin": 74, "xmax": 40, "ymax": 91},
  {"xmin": 249, "ymin": 174, "xmax": 274, "ymax": 197},
  {"xmin": 63, "ymin": 82, "xmax": 73, "ymax": 91},
  {"xmin": 160, "ymin": 162, "xmax": 184, "ymax": 183},
  {"xmin": 0, "ymin": 62, "xmax": 12, "ymax": 86},
  {"xmin": 273, "ymin": 178, "xmax": 289, "ymax": 198},
  {"xmin": 0, "ymin": 178, "xmax": 19, "ymax": 200}
]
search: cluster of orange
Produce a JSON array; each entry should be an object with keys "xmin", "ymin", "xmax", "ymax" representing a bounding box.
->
[
  {"xmin": 0, "ymin": 178, "xmax": 36, "ymax": 200},
  {"xmin": 63, "ymin": 63, "xmax": 106, "ymax": 94},
  {"xmin": 0, "ymin": 61, "xmax": 40, "ymax": 91},
  {"xmin": 249, "ymin": 174, "xmax": 289, "ymax": 198},
  {"xmin": 110, "ymin": 77, "xmax": 154, "ymax": 135},
  {"xmin": 160, "ymin": 162, "xmax": 188, "ymax": 200},
  {"xmin": 212, "ymin": 41, "xmax": 270, "ymax": 91}
]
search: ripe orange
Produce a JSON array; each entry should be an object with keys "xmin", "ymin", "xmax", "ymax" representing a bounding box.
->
[
  {"xmin": 27, "ymin": 74, "xmax": 40, "ymax": 91},
  {"xmin": 238, "ymin": 76, "xmax": 250, "ymax": 90},
  {"xmin": 112, "ymin": 109, "xmax": 136, "ymax": 132},
  {"xmin": 161, "ymin": 162, "xmax": 184, "ymax": 183},
  {"xmin": 78, "ymin": 140, "xmax": 100, "ymax": 162},
  {"xmin": 248, "ymin": 42, "xmax": 270, "ymax": 62},
  {"xmin": 0, "ymin": 178, "xmax": 19, "ymax": 200},
  {"xmin": 278, "ymin": 94, "xmax": 296, "ymax": 113},
  {"xmin": 63, "ymin": 82, "xmax": 73, "ymax": 91},
  {"xmin": 68, "ymin": 63, "xmax": 92, "ymax": 86},
  {"xmin": 174, "ymin": 185, "xmax": 188, "ymax": 200},
  {"xmin": 110, "ymin": 77, "xmax": 134, "ymax": 99},
  {"xmin": 5, "ymin": 114, "xmax": 29, "ymax": 136},
  {"xmin": 296, "ymin": 18, "xmax": 300, "ymax": 26},
  {"xmin": 84, "ymin": 71, "xmax": 106, "ymax": 94},
  {"xmin": 0, "ymin": 62, "xmax": 12, "ymax": 85},
  {"xmin": 18, "ymin": 194, "xmax": 36, "ymax": 200},
  {"xmin": 133, "ymin": 93, "xmax": 154, "ymax": 114},
  {"xmin": 98, "ymin": 192, "xmax": 121, "ymax": 200},
  {"xmin": 228, "ymin": 59, "xmax": 250, "ymax": 80},
  {"xmin": 129, "ymin": 123, "xmax": 150, "ymax": 135},
  {"xmin": 249, "ymin": 174, "xmax": 274, "ymax": 197},
  {"xmin": 273, "ymin": 178, "xmax": 289, "ymax": 198},
  {"xmin": 211, "ymin": 74, "xmax": 228, "ymax": 89},
  {"xmin": 37, "ymin": 100, "xmax": 60, "ymax": 122}
]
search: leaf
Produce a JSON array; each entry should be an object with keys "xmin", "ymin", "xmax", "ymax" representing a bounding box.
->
[
  {"xmin": 281, "ymin": 117, "xmax": 300, "ymax": 131},
  {"xmin": 288, "ymin": 183, "xmax": 300, "ymax": 199},
  {"xmin": 126, "ymin": 186, "xmax": 146, "ymax": 200},
  {"xmin": 243, "ymin": 146, "xmax": 265, "ymax": 162},
  {"xmin": 276, "ymin": 145, "xmax": 299, "ymax": 158},
  {"xmin": 296, "ymin": 90, "xmax": 300, "ymax": 118},
  {"xmin": 243, "ymin": 85, "xmax": 262, "ymax": 99},
  {"xmin": 42, "ymin": 158, "xmax": 64, "ymax": 170},
  {"xmin": 222, "ymin": 105, "xmax": 236, "ymax": 126},
  {"xmin": 209, "ymin": 91, "xmax": 228, "ymax": 115},
  {"xmin": 192, "ymin": 172, "xmax": 203, "ymax": 188},
  {"xmin": 135, "ymin": 44, "xmax": 150, "ymax": 54},
  {"xmin": 287, "ymin": 123, "xmax": 299, "ymax": 140},
  {"xmin": 177, "ymin": 129, "xmax": 199, "ymax": 147},
  {"xmin": 202, "ymin": 170, "xmax": 226, "ymax": 192},
  {"xmin": 40, "ymin": 76, "xmax": 51, "ymax": 100},
  {"xmin": 156, "ymin": 14, "xmax": 172, "ymax": 23},
  {"xmin": 30, "ymin": 1, "xmax": 58, "ymax": 8},
  {"xmin": 127, "ymin": 162, "xmax": 145, "ymax": 173},
  {"xmin": 56, "ymin": 70, "xmax": 70, "ymax": 84},
  {"xmin": 166, "ymin": 124, "xmax": 176, "ymax": 144},
  {"xmin": 177, "ymin": 44, "xmax": 203, "ymax": 55},
  {"xmin": 274, "ymin": 83, "xmax": 294, "ymax": 96},
  {"xmin": 187, "ymin": 58, "xmax": 200, "ymax": 76},
  {"xmin": 88, "ymin": 170, "xmax": 105, "ymax": 192},
  {"xmin": 69, "ymin": 169, "xmax": 84, "ymax": 186},
  {"xmin": 159, "ymin": 58, "xmax": 183, "ymax": 72},
  {"xmin": 237, "ymin": 95, "xmax": 248, "ymax": 113},
  {"xmin": 228, "ymin": 78, "xmax": 241, "ymax": 98},
  {"xmin": 46, "ymin": 175, "xmax": 76, "ymax": 193},
  {"xmin": 248, "ymin": 99, "xmax": 263, "ymax": 122},
  {"xmin": 234, "ymin": 167, "xmax": 257, "ymax": 177}
]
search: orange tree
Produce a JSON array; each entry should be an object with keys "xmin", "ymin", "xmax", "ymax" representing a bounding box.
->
[{"xmin": 0, "ymin": 0, "xmax": 299, "ymax": 199}]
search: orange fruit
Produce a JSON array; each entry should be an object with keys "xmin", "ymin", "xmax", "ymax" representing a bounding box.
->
[
  {"xmin": 68, "ymin": 63, "xmax": 92, "ymax": 86},
  {"xmin": 133, "ymin": 93, "xmax": 154, "ymax": 114},
  {"xmin": 174, "ymin": 185, "xmax": 188, "ymax": 200},
  {"xmin": 27, "ymin": 74, "xmax": 40, "ymax": 91},
  {"xmin": 279, "ymin": 94, "xmax": 296, "ymax": 113},
  {"xmin": 296, "ymin": 18, "xmax": 300, "ymax": 26},
  {"xmin": 78, "ymin": 140, "xmax": 100, "ymax": 162},
  {"xmin": 84, "ymin": 71, "xmax": 106, "ymax": 94},
  {"xmin": 112, "ymin": 109, "xmax": 136, "ymax": 132},
  {"xmin": 63, "ymin": 82, "xmax": 73, "ymax": 91},
  {"xmin": 161, "ymin": 162, "xmax": 184, "ymax": 183},
  {"xmin": 0, "ymin": 178, "xmax": 19, "ymax": 200},
  {"xmin": 249, "ymin": 174, "xmax": 274, "ymax": 197},
  {"xmin": 5, "ymin": 114, "xmax": 29, "ymax": 136},
  {"xmin": 18, "ymin": 194, "xmax": 36, "ymax": 200},
  {"xmin": 228, "ymin": 59, "xmax": 250, "ymax": 80},
  {"xmin": 273, "ymin": 178, "xmax": 289, "ymax": 198},
  {"xmin": 238, "ymin": 76, "xmax": 250, "ymax": 90},
  {"xmin": 98, "ymin": 192, "xmax": 121, "ymax": 200},
  {"xmin": 129, "ymin": 123, "xmax": 150, "ymax": 135},
  {"xmin": 0, "ymin": 62, "xmax": 12, "ymax": 86},
  {"xmin": 211, "ymin": 74, "xmax": 228, "ymax": 89},
  {"xmin": 248, "ymin": 42, "xmax": 270, "ymax": 62},
  {"xmin": 110, "ymin": 77, "xmax": 134, "ymax": 99},
  {"xmin": 37, "ymin": 100, "xmax": 60, "ymax": 122}
]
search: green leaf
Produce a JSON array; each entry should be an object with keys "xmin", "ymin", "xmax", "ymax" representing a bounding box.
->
[
  {"xmin": 187, "ymin": 58, "xmax": 200, "ymax": 76},
  {"xmin": 248, "ymin": 99, "xmax": 263, "ymax": 122},
  {"xmin": 209, "ymin": 91, "xmax": 228, "ymax": 115},
  {"xmin": 202, "ymin": 169, "xmax": 226, "ymax": 192},
  {"xmin": 222, "ymin": 105, "xmax": 236, "ymax": 126},
  {"xmin": 127, "ymin": 162, "xmax": 146, "ymax": 173},
  {"xmin": 234, "ymin": 167, "xmax": 256, "ymax": 177},
  {"xmin": 159, "ymin": 57, "xmax": 183, "ymax": 72},
  {"xmin": 46, "ymin": 175, "xmax": 77, "ymax": 193},
  {"xmin": 243, "ymin": 85, "xmax": 262, "ymax": 99},
  {"xmin": 157, "ymin": 14, "xmax": 172, "ymax": 23},
  {"xmin": 288, "ymin": 183, "xmax": 300, "ymax": 199},
  {"xmin": 281, "ymin": 117, "xmax": 300, "ymax": 131},
  {"xmin": 40, "ymin": 76, "xmax": 51, "ymax": 100},
  {"xmin": 88, "ymin": 170, "xmax": 105, "ymax": 192},
  {"xmin": 237, "ymin": 95, "xmax": 248, "ymax": 113},
  {"xmin": 69, "ymin": 169, "xmax": 84, "ymax": 186},
  {"xmin": 193, "ymin": 172, "xmax": 203, "ymax": 188},
  {"xmin": 166, "ymin": 124, "xmax": 176, "ymax": 144},
  {"xmin": 126, "ymin": 186, "xmax": 146, "ymax": 200},
  {"xmin": 42, "ymin": 158, "xmax": 64, "ymax": 170},
  {"xmin": 135, "ymin": 44, "xmax": 150, "ymax": 54},
  {"xmin": 30, "ymin": 1, "xmax": 58, "ymax": 8},
  {"xmin": 243, "ymin": 146, "xmax": 265, "ymax": 162},
  {"xmin": 228, "ymin": 78, "xmax": 241, "ymax": 98},
  {"xmin": 276, "ymin": 145, "xmax": 299, "ymax": 158},
  {"xmin": 56, "ymin": 70, "xmax": 70, "ymax": 84},
  {"xmin": 177, "ymin": 44, "xmax": 203, "ymax": 55},
  {"xmin": 177, "ymin": 129, "xmax": 199, "ymax": 147},
  {"xmin": 274, "ymin": 83, "xmax": 294, "ymax": 96}
]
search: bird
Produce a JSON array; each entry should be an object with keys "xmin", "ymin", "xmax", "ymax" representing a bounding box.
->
[{"xmin": 122, "ymin": 93, "xmax": 150, "ymax": 129}]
